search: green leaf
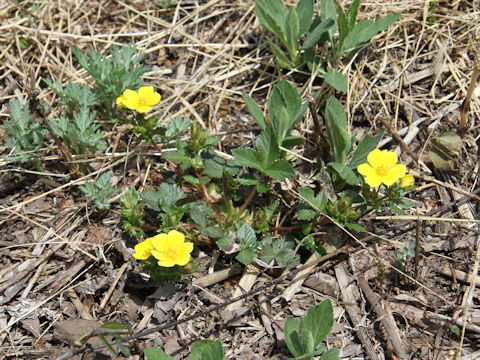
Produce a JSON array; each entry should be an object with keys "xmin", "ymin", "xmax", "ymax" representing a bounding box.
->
[
  {"xmin": 320, "ymin": 0, "xmax": 337, "ymax": 42},
  {"xmin": 298, "ymin": 187, "xmax": 327, "ymax": 213},
  {"xmin": 343, "ymin": 13, "xmax": 400, "ymax": 54},
  {"xmin": 165, "ymin": 116, "xmax": 191, "ymax": 139},
  {"xmin": 324, "ymin": 96, "xmax": 351, "ymax": 164},
  {"xmin": 237, "ymin": 173, "xmax": 259, "ymax": 186},
  {"xmin": 336, "ymin": 1, "xmax": 350, "ymax": 53},
  {"xmin": 348, "ymin": 128, "xmax": 385, "ymax": 169},
  {"xmin": 256, "ymin": 126, "xmax": 280, "ymax": 168},
  {"xmin": 256, "ymin": 180, "xmax": 270, "ymax": 193},
  {"xmin": 284, "ymin": 317, "xmax": 303, "ymax": 357},
  {"xmin": 319, "ymin": 349, "xmax": 340, "ymax": 360},
  {"xmin": 232, "ymin": 148, "xmax": 263, "ymax": 171},
  {"xmin": 242, "ymin": 93, "xmax": 266, "ymax": 129},
  {"xmin": 255, "ymin": 0, "xmax": 287, "ymax": 43},
  {"xmin": 282, "ymin": 135, "xmax": 305, "ymax": 148},
  {"xmin": 267, "ymin": 38, "xmax": 296, "ymax": 68},
  {"xmin": 328, "ymin": 162, "xmax": 359, "ymax": 185},
  {"xmin": 237, "ymin": 223, "xmax": 257, "ymax": 245},
  {"xmin": 236, "ymin": 248, "xmax": 257, "ymax": 265},
  {"xmin": 269, "ymin": 81, "xmax": 302, "ymax": 130},
  {"xmin": 98, "ymin": 334, "xmax": 116, "ymax": 355},
  {"xmin": 189, "ymin": 339, "xmax": 224, "ymax": 360},
  {"xmin": 296, "ymin": 0, "xmax": 314, "ymax": 35},
  {"xmin": 303, "ymin": 299, "xmax": 334, "ymax": 346},
  {"xmin": 345, "ymin": 0, "xmax": 360, "ymax": 32},
  {"xmin": 323, "ymin": 67, "xmax": 348, "ymax": 92},
  {"xmin": 284, "ymin": 8, "xmax": 299, "ymax": 59},
  {"xmin": 302, "ymin": 18, "xmax": 335, "ymax": 50},
  {"xmin": 144, "ymin": 347, "xmax": 174, "ymax": 360},
  {"xmin": 265, "ymin": 160, "xmax": 295, "ymax": 181},
  {"xmin": 100, "ymin": 322, "xmax": 131, "ymax": 330}
]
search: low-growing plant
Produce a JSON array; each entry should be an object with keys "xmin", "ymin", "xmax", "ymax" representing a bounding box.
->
[
  {"xmin": 255, "ymin": 0, "xmax": 400, "ymax": 91},
  {"xmin": 121, "ymin": 187, "xmax": 144, "ymax": 239},
  {"xmin": 2, "ymin": 99, "xmax": 47, "ymax": 163},
  {"xmin": 79, "ymin": 171, "xmax": 119, "ymax": 210},
  {"xmin": 242, "ymin": 80, "xmax": 307, "ymax": 148},
  {"xmin": 393, "ymin": 240, "xmax": 416, "ymax": 272},
  {"xmin": 71, "ymin": 44, "xmax": 148, "ymax": 118},
  {"xmin": 48, "ymin": 106, "xmax": 107, "ymax": 157},
  {"xmin": 284, "ymin": 299, "xmax": 339, "ymax": 360}
]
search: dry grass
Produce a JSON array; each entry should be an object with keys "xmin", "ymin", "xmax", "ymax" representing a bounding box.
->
[{"xmin": 1, "ymin": 0, "xmax": 480, "ymax": 359}]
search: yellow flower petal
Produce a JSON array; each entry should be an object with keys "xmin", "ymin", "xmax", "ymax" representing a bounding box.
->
[
  {"xmin": 364, "ymin": 174, "xmax": 382, "ymax": 187},
  {"xmin": 121, "ymin": 89, "xmax": 141, "ymax": 110},
  {"xmin": 132, "ymin": 238, "xmax": 154, "ymax": 260},
  {"xmin": 136, "ymin": 105, "xmax": 153, "ymax": 114},
  {"xmin": 382, "ymin": 151, "xmax": 398, "ymax": 168},
  {"xmin": 382, "ymin": 164, "xmax": 406, "ymax": 186},
  {"xmin": 148, "ymin": 230, "xmax": 193, "ymax": 267},
  {"xmin": 358, "ymin": 149, "xmax": 407, "ymax": 188},
  {"xmin": 400, "ymin": 174, "xmax": 415, "ymax": 188},
  {"xmin": 366, "ymin": 149, "xmax": 383, "ymax": 168},
  {"xmin": 116, "ymin": 95, "xmax": 126, "ymax": 105},
  {"xmin": 357, "ymin": 163, "xmax": 375, "ymax": 177}
]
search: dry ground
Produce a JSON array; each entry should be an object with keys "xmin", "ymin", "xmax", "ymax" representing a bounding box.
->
[{"xmin": 1, "ymin": 0, "xmax": 480, "ymax": 359}]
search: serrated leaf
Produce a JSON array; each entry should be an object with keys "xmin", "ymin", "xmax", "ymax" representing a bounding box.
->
[
  {"xmin": 237, "ymin": 223, "xmax": 256, "ymax": 245},
  {"xmin": 298, "ymin": 186, "xmax": 327, "ymax": 213},
  {"xmin": 165, "ymin": 116, "xmax": 191, "ymax": 139},
  {"xmin": 237, "ymin": 173, "xmax": 259, "ymax": 185},
  {"xmin": 324, "ymin": 67, "xmax": 348, "ymax": 92},
  {"xmin": 232, "ymin": 147, "xmax": 263, "ymax": 171},
  {"xmin": 236, "ymin": 248, "xmax": 257, "ymax": 265},
  {"xmin": 265, "ymin": 160, "xmax": 295, "ymax": 181}
]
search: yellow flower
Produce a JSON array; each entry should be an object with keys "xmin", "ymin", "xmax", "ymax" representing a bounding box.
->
[
  {"xmin": 357, "ymin": 149, "xmax": 406, "ymax": 187},
  {"xmin": 116, "ymin": 86, "xmax": 161, "ymax": 114},
  {"xmin": 149, "ymin": 230, "xmax": 194, "ymax": 267},
  {"xmin": 132, "ymin": 238, "xmax": 154, "ymax": 260},
  {"xmin": 400, "ymin": 174, "xmax": 415, "ymax": 188}
]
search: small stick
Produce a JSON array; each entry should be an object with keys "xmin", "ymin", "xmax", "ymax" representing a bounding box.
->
[
  {"xmin": 458, "ymin": 49, "xmax": 479, "ymax": 136},
  {"xmin": 378, "ymin": 117, "xmax": 419, "ymax": 164},
  {"xmin": 98, "ymin": 261, "xmax": 130, "ymax": 312},
  {"xmin": 358, "ymin": 275, "xmax": 409, "ymax": 360}
]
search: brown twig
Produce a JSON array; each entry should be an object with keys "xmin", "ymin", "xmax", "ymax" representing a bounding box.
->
[
  {"xmin": 357, "ymin": 275, "xmax": 409, "ymax": 360},
  {"xmin": 378, "ymin": 117, "xmax": 420, "ymax": 164},
  {"xmin": 458, "ymin": 48, "xmax": 479, "ymax": 136}
]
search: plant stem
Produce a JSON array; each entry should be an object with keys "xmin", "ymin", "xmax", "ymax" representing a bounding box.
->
[{"xmin": 234, "ymin": 185, "xmax": 257, "ymax": 223}]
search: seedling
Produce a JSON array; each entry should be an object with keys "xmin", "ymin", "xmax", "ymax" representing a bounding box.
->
[{"xmin": 79, "ymin": 171, "xmax": 119, "ymax": 210}]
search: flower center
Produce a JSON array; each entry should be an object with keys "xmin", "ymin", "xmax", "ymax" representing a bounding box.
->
[
  {"xmin": 376, "ymin": 167, "xmax": 388, "ymax": 177},
  {"xmin": 165, "ymin": 247, "xmax": 178, "ymax": 259},
  {"xmin": 138, "ymin": 97, "xmax": 147, "ymax": 107}
]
